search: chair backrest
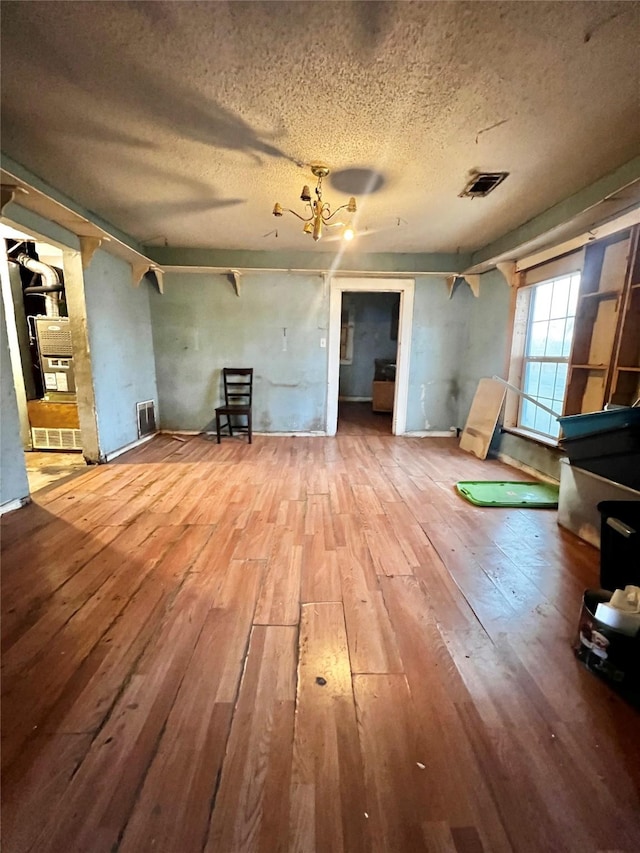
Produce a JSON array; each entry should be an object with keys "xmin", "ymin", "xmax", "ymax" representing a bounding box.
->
[{"xmin": 223, "ymin": 368, "xmax": 253, "ymax": 408}]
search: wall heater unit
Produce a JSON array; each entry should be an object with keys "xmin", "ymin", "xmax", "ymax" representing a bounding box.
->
[
  {"xmin": 136, "ymin": 401, "xmax": 157, "ymax": 438},
  {"xmin": 34, "ymin": 317, "xmax": 76, "ymax": 395}
]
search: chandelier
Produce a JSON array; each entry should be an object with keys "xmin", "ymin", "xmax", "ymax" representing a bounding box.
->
[{"xmin": 273, "ymin": 164, "xmax": 356, "ymax": 242}]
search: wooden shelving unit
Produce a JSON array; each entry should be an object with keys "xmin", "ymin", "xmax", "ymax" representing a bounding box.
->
[
  {"xmin": 609, "ymin": 227, "xmax": 640, "ymax": 407},
  {"xmin": 564, "ymin": 226, "xmax": 638, "ymax": 415}
]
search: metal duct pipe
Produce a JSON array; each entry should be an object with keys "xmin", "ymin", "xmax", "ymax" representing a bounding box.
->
[
  {"xmin": 16, "ymin": 253, "xmax": 61, "ymax": 289},
  {"xmin": 16, "ymin": 252, "xmax": 63, "ymax": 317}
]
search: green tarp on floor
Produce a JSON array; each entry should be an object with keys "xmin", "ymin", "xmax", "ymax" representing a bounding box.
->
[{"xmin": 455, "ymin": 481, "xmax": 559, "ymax": 508}]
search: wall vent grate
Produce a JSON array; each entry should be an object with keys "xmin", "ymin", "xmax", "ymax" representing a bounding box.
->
[
  {"xmin": 35, "ymin": 317, "xmax": 73, "ymax": 356},
  {"xmin": 136, "ymin": 400, "xmax": 157, "ymax": 438},
  {"xmin": 459, "ymin": 171, "xmax": 509, "ymax": 198},
  {"xmin": 31, "ymin": 427, "xmax": 82, "ymax": 450}
]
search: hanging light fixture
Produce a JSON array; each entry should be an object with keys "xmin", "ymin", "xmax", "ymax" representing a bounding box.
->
[{"xmin": 273, "ymin": 164, "xmax": 356, "ymax": 242}]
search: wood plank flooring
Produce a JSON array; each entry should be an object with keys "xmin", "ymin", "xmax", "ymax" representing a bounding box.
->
[{"xmin": 2, "ymin": 429, "xmax": 639, "ymax": 852}]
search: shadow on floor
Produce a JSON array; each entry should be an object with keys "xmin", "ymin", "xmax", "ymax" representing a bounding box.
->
[{"xmin": 24, "ymin": 451, "xmax": 88, "ymax": 495}]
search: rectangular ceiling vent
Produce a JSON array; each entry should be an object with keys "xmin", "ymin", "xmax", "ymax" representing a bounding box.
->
[
  {"xmin": 137, "ymin": 400, "xmax": 157, "ymax": 438},
  {"xmin": 459, "ymin": 171, "xmax": 509, "ymax": 198}
]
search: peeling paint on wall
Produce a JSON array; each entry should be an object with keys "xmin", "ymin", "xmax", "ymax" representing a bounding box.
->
[{"xmin": 420, "ymin": 384, "xmax": 431, "ymax": 431}]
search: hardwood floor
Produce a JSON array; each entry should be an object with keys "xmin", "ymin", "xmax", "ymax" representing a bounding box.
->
[
  {"xmin": 24, "ymin": 450, "xmax": 88, "ymax": 494},
  {"xmin": 2, "ymin": 433, "xmax": 639, "ymax": 852},
  {"xmin": 338, "ymin": 400, "xmax": 392, "ymax": 435}
]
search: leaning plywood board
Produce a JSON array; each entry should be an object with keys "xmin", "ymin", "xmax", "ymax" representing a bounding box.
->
[{"xmin": 459, "ymin": 378, "xmax": 507, "ymax": 460}]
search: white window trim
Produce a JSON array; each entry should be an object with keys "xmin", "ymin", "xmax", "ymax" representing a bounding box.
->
[{"xmin": 505, "ymin": 251, "xmax": 584, "ymax": 443}]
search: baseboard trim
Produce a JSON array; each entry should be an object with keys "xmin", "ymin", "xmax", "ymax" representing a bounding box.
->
[
  {"xmin": 403, "ymin": 431, "xmax": 456, "ymax": 438},
  {"xmin": 103, "ymin": 433, "xmax": 156, "ymax": 462},
  {"xmin": 163, "ymin": 430, "xmax": 329, "ymax": 438},
  {"xmin": 0, "ymin": 495, "xmax": 31, "ymax": 515},
  {"xmin": 164, "ymin": 428, "xmax": 459, "ymax": 439},
  {"xmin": 200, "ymin": 430, "xmax": 328, "ymax": 438}
]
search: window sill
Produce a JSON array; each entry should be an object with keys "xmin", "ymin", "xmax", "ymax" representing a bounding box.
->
[{"xmin": 501, "ymin": 425, "xmax": 561, "ymax": 450}]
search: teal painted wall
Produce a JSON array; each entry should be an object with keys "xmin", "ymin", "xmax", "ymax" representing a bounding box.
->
[
  {"xmin": 150, "ymin": 272, "xmax": 473, "ymax": 433},
  {"xmin": 83, "ymin": 250, "xmax": 158, "ymax": 456},
  {"xmin": 457, "ymin": 270, "xmax": 512, "ymax": 427},
  {"xmin": 494, "ymin": 431, "xmax": 563, "ymax": 480},
  {"xmin": 150, "ymin": 272, "xmax": 329, "ymax": 432},
  {"xmin": 1, "ymin": 296, "xmax": 29, "ymax": 506},
  {"xmin": 407, "ymin": 277, "xmax": 470, "ymax": 432}
]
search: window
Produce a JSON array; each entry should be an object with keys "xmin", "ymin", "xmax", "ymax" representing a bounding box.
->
[{"xmin": 518, "ymin": 272, "xmax": 581, "ymax": 439}]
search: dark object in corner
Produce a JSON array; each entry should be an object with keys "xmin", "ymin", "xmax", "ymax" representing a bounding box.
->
[
  {"xmin": 574, "ymin": 589, "xmax": 639, "ymax": 707},
  {"xmin": 215, "ymin": 368, "xmax": 253, "ymax": 444},
  {"xmin": 598, "ymin": 501, "xmax": 640, "ymax": 591}
]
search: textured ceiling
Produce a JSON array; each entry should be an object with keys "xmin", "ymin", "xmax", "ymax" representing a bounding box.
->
[{"xmin": 1, "ymin": 1, "xmax": 639, "ymax": 254}]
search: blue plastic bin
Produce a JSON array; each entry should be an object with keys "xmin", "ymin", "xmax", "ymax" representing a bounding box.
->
[{"xmin": 558, "ymin": 407, "xmax": 640, "ymax": 439}]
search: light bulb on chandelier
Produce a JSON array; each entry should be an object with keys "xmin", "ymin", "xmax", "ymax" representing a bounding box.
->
[{"xmin": 272, "ymin": 164, "xmax": 356, "ymax": 242}]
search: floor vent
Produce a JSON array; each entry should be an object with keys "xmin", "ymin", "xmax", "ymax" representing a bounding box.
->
[
  {"xmin": 137, "ymin": 400, "xmax": 157, "ymax": 438},
  {"xmin": 31, "ymin": 427, "xmax": 83, "ymax": 450},
  {"xmin": 459, "ymin": 171, "xmax": 509, "ymax": 198}
]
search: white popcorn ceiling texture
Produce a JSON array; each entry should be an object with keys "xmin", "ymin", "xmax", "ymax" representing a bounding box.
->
[{"xmin": 1, "ymin": 1, "xmax": 638, "ymax": 253}]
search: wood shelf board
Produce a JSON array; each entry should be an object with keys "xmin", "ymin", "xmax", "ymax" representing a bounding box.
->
[
  {"xmin": 567, "ymin": 226, "xmax": 639, "ymax": 413},
  {"xmin": 459, "ymin": 378, "xmax": 506, "ymax": 460},
  {"xmin": 596, "ymin": 233, "xmax": 632, "ymax": 294},
  {"xmin": 570, "ymin": 364, "xmax": 607, "ymax": 370}
]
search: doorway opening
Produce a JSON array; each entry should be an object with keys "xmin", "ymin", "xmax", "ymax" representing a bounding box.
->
[
  {"xmin": 327, "ymin": 278, "xmax": 414, "ymax": 436},
  {"xmin": 1, "ymin": 225, "xmax": 94, "ymax": 495},
  {"xmin": 338, "ymin": 291, "xmax": 399, "ymax": 434}
]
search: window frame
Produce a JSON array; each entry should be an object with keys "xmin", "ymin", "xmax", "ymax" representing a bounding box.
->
[
  {"xmin": 504, "ymin": 251, "xmax": 584, "ymax": 444},
  {"xmin": 517, "ymin": 271, "xmax": 580, "ymax": 439}
]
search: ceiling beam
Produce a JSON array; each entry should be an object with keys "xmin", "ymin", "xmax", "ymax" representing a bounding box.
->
[
  {"xmin": 2, "ymin": 204, "xmax": 81, "ymax": 252},
  {"xmin": 467, "ymin": 156, "xmax": 640, "ymax": 273},
  {"xmin": 1, "ymin": 152, "xmax": 154, "ymax": 265},
  {"xmin": 145, "ymin": 247, "xmax": 472, "ymax": 276}
]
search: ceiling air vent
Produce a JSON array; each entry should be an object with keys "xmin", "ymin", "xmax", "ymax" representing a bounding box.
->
[{"xmin": 459, "ymin": 171, "xmax": 509, "ymax": 198}]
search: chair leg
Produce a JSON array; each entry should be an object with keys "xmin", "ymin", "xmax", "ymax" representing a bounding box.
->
[
  {"xmin": 216, "ymin": 413, "xmax": 221, "ymax": 444},
  {"xmin": 247, "ymin": 412, "xmax": 252, "ymax": 444}
]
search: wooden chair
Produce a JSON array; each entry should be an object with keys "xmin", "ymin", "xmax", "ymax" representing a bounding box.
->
[{"xmin": 215, "ymin": 368, "xmax": 253, "ymax": 443}]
